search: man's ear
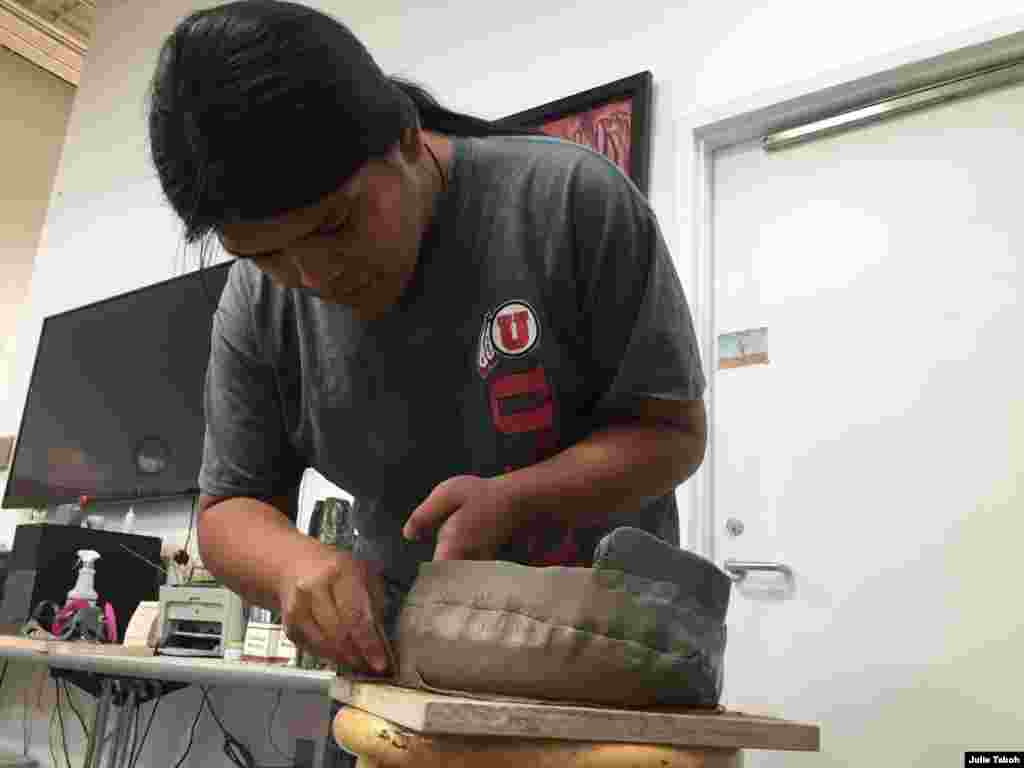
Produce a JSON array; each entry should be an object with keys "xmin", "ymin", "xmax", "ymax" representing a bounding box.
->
[{"xmin": 398, "ymin": 125, "xmax": 424, "ymax": 163}]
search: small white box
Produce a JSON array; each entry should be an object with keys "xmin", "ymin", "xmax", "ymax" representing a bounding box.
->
[
  {"xmin": 274, "ymin": 631, "xmax": 297, "ymax": 665},
  {"xmin": 242, "ymin": 621, "xmax": 278, "ymax": 661}
]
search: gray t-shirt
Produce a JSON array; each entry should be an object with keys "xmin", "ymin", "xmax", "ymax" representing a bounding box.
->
[{"xmin": 199, "ymin": 134, "xmax": 705, "ymax": 588}]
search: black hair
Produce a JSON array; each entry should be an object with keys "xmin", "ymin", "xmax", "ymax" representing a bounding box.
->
[
  {"xmin": 147, "ymin": 0, "xmax": 541, "ymax": 266},
  {"xmin": 388, "ymin": 75, "xmax": 541, "ymax": 139}
]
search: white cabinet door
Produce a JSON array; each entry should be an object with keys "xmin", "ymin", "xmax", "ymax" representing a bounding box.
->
[{"xmin": 712, "ymin": 79, "xmax": 1024, "ymax": 766}]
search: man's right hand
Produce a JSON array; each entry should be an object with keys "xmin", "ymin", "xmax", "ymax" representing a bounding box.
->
[{"xmin": 276, "ymin": 548, "xmax": 392, "ymax": 674}]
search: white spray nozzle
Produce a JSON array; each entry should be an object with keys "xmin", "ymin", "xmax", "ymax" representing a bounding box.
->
[
  {"xmin": 78, "ymin": 550, "xmax": 101, "ymax": 566},
  {"xmin": 68, "ymin": 549, "xmax": 101, "ymax": 603}
]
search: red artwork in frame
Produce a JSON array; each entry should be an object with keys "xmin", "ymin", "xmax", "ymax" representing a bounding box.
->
[
  {"xmin": 538, "ymin": 97, "xmax": 634, "ymax": 180},
  {"xmin": 497, "ymin": 72, "xmax": 652, "ymax": 196}
]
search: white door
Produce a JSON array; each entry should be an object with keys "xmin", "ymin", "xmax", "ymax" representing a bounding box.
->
[{"xmin": 711, "ymin": 79, "xmax": 1024, "ymax": 766}]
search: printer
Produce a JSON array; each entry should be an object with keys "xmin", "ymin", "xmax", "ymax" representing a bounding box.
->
[{"xmin": 155, "ymin": 585, "xmax": 245, "ymax": 658}]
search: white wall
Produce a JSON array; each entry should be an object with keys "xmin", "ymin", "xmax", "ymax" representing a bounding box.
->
[
  {"xmin": 0, "ymin": 46, "xmax": 76, "ymax": 548},
  {"xmin": 8, "ymin": 0, "xmax": 1024, "ymax": 515},
  {"xmin": 4, "ymin": 0, "xmax": 1024, "ymax": 765},
  {"xmin": 0, "ymin": 47, "xmax": 75, "ymax": 430}
]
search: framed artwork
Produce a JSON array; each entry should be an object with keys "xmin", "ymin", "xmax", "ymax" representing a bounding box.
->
[{"xmin": 497, "ymin": 71, "xmax": 653, "ymax": 196}]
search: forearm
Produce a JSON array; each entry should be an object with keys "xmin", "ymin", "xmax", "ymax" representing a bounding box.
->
[
  {"xmin": 197, "ymin": 497, "xmax": 334, "ymax": 611},
  {"xmin": 493, "ymin": 419, "xmax": 705, "ymax": 530}
]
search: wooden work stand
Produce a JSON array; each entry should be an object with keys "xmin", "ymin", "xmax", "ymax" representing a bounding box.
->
[{"xmin": 330, "ymin": 678, "xmax": 820, "ymax": 768}]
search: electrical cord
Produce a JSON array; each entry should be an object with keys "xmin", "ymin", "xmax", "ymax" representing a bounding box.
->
[
  {"xmin": 201, "ymin": 687, "xmax": 298, "ymax": 768},
  {"xmin": 172, "ymin": 693, "xmax": 206, "ymax": 768},
  {"xmin": 81, "ymin": 699, "xmax": 97, "ymax": 768},
  {"xmin": 0, "ymin": 658, "xmax": 8, "ymax": 690},
  {"xmin": 126, "ymin": 700, "xmax": 141, "ymax": 768},
  {"xmin": 172, "ymin": 495, "xmax": 198, "ymax": 584},
  {"xmin": 80, "ymin": 681, "xmax": 122, "ymax": 768},
  {"xmin": 61, "ymin": 679, "xmax": 90, "ymax": 745},
  {"xmin": 185, "ymin": 495, "xmax": 198, "ymax": 583},
  {"xmin": 267, "ymin": 690, "xmax": 294, "ymax": 762},
  {"xmin": 48, "ymin": 696, "xmax": 59, "ymax": 768},
  {"xmin": 48, "ymin": 679, "xmax": 68, "ymax": 768},
  {"xmin": 202, "ymin": 687, "xmax": 257, "ymax": 768},
  {"xmin": 184, "ymin": 495, "xmax": 196, "ymax": 556},
  {"xmin": 128, "ymin": 694, "xmax": 162, "ymax": 768},
  {"xmin": 23, "ymin": 665, "xmax": 38, "ymax": 755},
  {"xmin": 56, "ymin": 679, "xmax": 71, "ymax": 768}
]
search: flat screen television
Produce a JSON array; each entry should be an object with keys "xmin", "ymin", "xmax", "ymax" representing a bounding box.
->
[{"xmin": 2, "ymin": 262, "xmax": 232, "ymax": 509}]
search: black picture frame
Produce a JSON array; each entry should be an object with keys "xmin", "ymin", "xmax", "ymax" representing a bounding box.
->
[{"xmin": 497, "ymin": 71, "xmax": 653, "ymax": 196}]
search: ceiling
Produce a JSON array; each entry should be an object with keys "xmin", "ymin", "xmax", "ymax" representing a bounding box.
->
[{"xmin": 0, "ymin": 0, "xmax": 95, "ymax": 85}]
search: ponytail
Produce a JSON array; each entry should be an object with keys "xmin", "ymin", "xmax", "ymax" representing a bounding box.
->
[{"xmin": 389, "ymin": 76, "xmax": 544, "ymax": 139}]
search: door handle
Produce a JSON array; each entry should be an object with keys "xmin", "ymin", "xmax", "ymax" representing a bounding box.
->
[{"xmin": 722, "ymin": 559, "xmax": 793, "ymax": 583}]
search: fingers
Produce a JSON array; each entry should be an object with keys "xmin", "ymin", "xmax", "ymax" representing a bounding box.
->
[
  {"xmin": 282, "ymin": 585, "xmax": 341, "ymax": 663},
  {"xmin": 402, "ymin": 493, "xmax": 438, "ymax": 541},
  {"xmin": 284, "ymin": 577, "xmax": 364, "ymax": 670},
  {"xmin": 433, "ymin": 528, "xmax": 484, "ymax": 561},
  {"xmin": 403, "ymin": 476, "xmax": 465, "ymax": 541},
  {"xmin": 431, "ymin": 506, "xmax": 491, "ymax": 562},
  {"xmin": 309, "ymin": 581, "xmax": 363, "ymax": 668},
  {"xmin": 281, "ymin": 564, "xmax": 392, "ymax": 675},
  {"xmin": 342, "ymin": 577, "xmax": 393, "ymax": 671},
  {"xmin": 432, "ymin": 525, "xmax": 466, "ymax": 561}
]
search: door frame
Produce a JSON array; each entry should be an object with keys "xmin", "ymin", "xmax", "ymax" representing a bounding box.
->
[{"xmin": 676, "ymin": 15, "xmax": 1024, "ymax": 560}]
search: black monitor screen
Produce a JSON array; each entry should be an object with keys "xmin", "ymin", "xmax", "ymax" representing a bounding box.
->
[{"xmin": 3, "ymin": 262, "xmax": 232, "ymax": 508}]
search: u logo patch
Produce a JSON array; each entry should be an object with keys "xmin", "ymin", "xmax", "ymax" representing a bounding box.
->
[{"xmin": 477, "ymin": 300, "xmax": 541, "ymax": 378}]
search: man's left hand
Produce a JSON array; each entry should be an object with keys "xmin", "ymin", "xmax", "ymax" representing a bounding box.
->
[{"xmin": 402, "ymin": 475, "xmax": 520, "ymax": 561}]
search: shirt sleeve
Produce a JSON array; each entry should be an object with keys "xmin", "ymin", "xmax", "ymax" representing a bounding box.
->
[
  {"xmin": 197, "ymin": 263, "xmax": 305, "ymax": 500},
  {"xmin": 571, "ymin": 153, "xmax": 706, "ymax": 413}
]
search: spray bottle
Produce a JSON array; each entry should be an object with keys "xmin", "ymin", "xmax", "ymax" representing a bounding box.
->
[
  {"xmin": 49, "ymin": 550, "xmax": 117, "ymax": 642},
  {"xmin": 67, "ymin": 550, "xmax": 101, "ymax": 604},
  {"xmin": 122, "ymin": 506, "xmax": 135, "ymax": 533}
]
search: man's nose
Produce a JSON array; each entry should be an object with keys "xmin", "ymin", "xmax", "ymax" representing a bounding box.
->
[
  {"xmin": 291, "ymin": 252, "xmax": 324, "ymax": 291},
  {"xmin": 296, "ymin": 265, "xmax": 321, "ymax": 291}
]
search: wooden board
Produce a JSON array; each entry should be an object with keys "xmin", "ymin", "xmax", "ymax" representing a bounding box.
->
[
  {"xmin": 335, "ymin": 706, "xmax": 743, "ymax": 768},
  {"xmin": 331, "ymin": 679, "xmax": 819, "ymax": 752}
]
